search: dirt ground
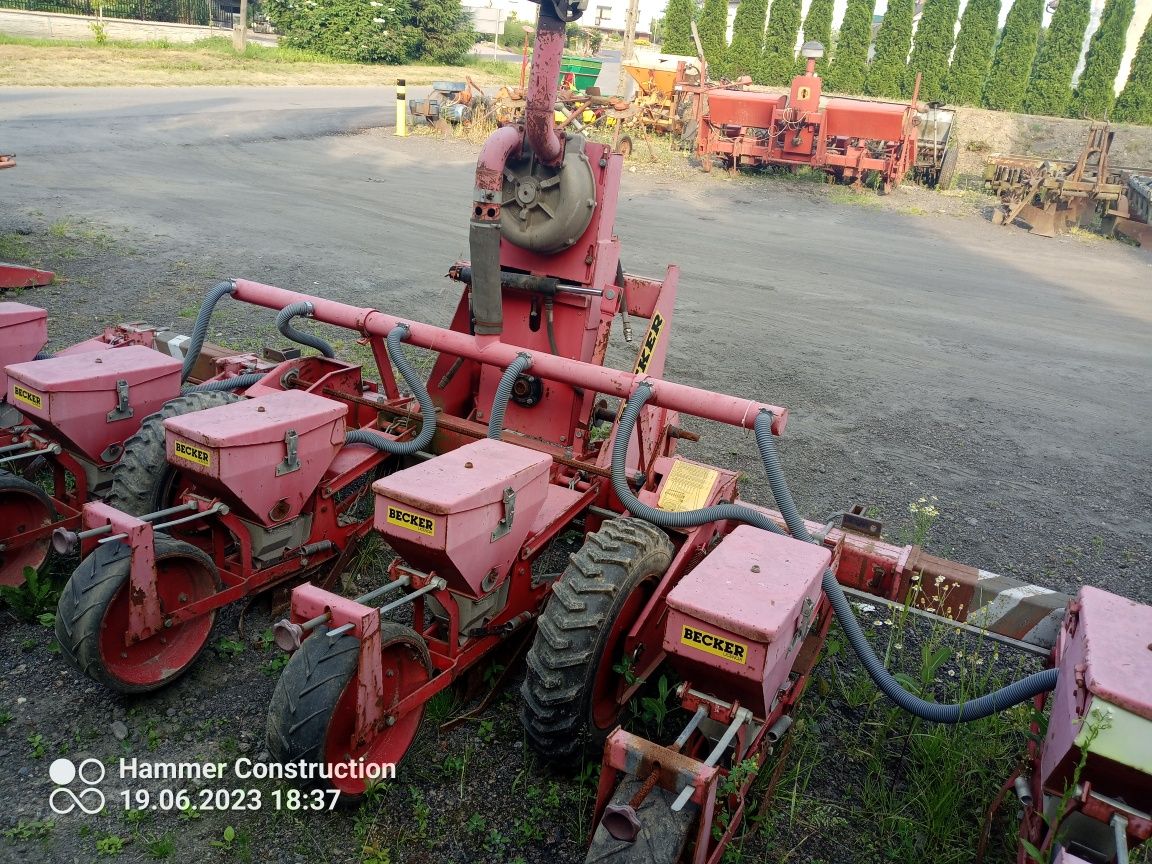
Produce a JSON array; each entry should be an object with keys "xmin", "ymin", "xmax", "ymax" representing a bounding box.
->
[{"xmin": 1, "ymin": 89, "xmax": 1150, "ymax": 864}]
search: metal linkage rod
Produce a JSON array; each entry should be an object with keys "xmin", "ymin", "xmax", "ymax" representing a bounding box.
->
[
  {"xmin": 326, "ymin": 577, "xmax": 448, "ymax": 638},
  {"xmin": 671, "ymin": 707, "xmax": 752, "ymax": 812}
]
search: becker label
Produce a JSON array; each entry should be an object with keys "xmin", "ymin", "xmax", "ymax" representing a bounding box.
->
[
  {"xmin": 680, "ymin": 625, "xmax": 747, "ymax": 665},
  {"xmin": 632, "ymin": 312, "xmax": 665, "ymax": 375},
  {"xmin": 173, "ymin": 440, "xmax": 211, "ymax": 468},
  {"xmin": 12, "ymin": 384, "xmax": 43, "ymax": 410},
  {"xmin": 386, "ymin": 506, "xmax": 436, "ymax": 537}
]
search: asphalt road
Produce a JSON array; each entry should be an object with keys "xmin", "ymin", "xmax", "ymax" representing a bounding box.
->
[{"xmin": 3, "ymin": 85, "xmax": 1150, "ymax": 605}]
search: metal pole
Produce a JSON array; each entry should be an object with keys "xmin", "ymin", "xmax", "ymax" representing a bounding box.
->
[
  {"xmin": 671, "ymin": 707, "xmax": 750, "ymax": 812},
  {"xmin": 396, "ymin": 79, "xmax": 407, "ymax": 137}
]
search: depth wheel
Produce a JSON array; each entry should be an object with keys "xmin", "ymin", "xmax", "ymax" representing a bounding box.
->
[
  {"xmin": 0, "ymin": 469, "xmax": 58, "ymax": 587},
  {"xmin": 55, "ymin": 534, "xmax": 220, "ymax": 693},
  {"xmin": 585, "ymin": 775, "xmax": 697, "ymax": 864},
  {"xmin": 935, "ymin": 142, "xmax": 959, "ymax": 191},
  {"xmin": 520, "ymin": 517, "xmax": 673, "ymax": 762},
  {"xmin": 105, "ymin": 391, "xmax": 241, "ymax": 516},
  {"xmin": 266, "ymin": 621, "xmax": 432, "ymax": 802}
]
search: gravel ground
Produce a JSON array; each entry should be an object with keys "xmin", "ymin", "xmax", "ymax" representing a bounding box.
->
[{"xmin": 1, "ymin": 98, "xmax": 1150, "ymax": 864}]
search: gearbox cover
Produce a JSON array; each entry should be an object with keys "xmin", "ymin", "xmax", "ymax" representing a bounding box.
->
[{"xmin": 500, "ymin": 134, "xmax": 596, "ymax": 254}]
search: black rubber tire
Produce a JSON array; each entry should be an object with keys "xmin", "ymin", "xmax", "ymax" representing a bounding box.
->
[
  {"xmin": 55, "ymin": 534, "xmax": 220, "ymax": 694},
  {"xmin": 105, "ymin": 391, "xmax": 240, "ymax": 516},
  {"xmin": 678, "ymin": 119, "xmax": 698, "ymax": 151},
  {"xmin": 0, "ymin": 468, "xmax": 58, "ymax": 586},
  {"xmin": 266, "ymin": 621, "xmax": 431, "ymax": 802},
  {"xmin": 520, "ymin": 517, "xmax": 673, "ymax": 762},
  {"xmin": 584, "ymin": 776, "xmax": 698, "ymax": 864},
  {"xmin": 616, "ymin": 135, "xmax": 634, "ymax": 158},
  {"xmin": 936, "ymin": 142, "xmax": 959, "ymax": 191}
]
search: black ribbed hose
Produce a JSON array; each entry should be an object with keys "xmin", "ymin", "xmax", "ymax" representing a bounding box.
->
[
  {"xmin": 182, "ymin": 280, "xmax": 236, "ymax": 383},
  {"xmin": 612, "ymin": 382, "xmax": 1058, "ymax": 723},
  {"xmin": 342, "ymin": 325, "xmax": 435, "ymax": 456},
  {"xmin": 276, "ymin": 302, "xmax": 336, "ymax": 358},
  {"xmin": 182, "ymin": 372, "xmax": 263, "ymax": 394},
  {"xmin": 488, "ymin": 353, "xmax": 532, "ymax": 439}
]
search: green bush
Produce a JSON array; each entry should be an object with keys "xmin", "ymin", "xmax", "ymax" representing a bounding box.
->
[
  {"xmin": 825, "ymin": 0, "xmax": 874, "ymax": 94},
  {"xmin": 1069, "ymin": 0, "xmax": 1135, "ymax": 119},
  {"xmin": 697, "ymin": 0, "xmax": 729, "ymax": 67},
  {"xmin": 759, "ymin": 0, "xmax": 801, "ymax": 84},
  {"xmin": 866, "ymin": 0, "xmax": 914, "ymax": 98},
  {"xmin": 794, "ymin": 0, "xmax": 833, "ymax": 76},
  {"xmin": 266, "ymin": 0, "xmax": 473, "ymax": 64},
  {"xmin": 982, "ymin": 0, "xmax": 1043, "ymax": 111},
  {"xmin": 661, "ymin": 0, "xmax": 697, "ymax": 55},
  {"xmin": 906, "ymin": 0, "xmax": 960, "ymax": 102},
  {"xmin": 721, "ymin": 0, "xmax": 768, "ymax": 79},
  {"xmin": 1114, "ymin": 12, "xmax": 1152, "ymax": 124},
  {"xmin": 944, "ymin": 0, "xmax": 1000, "ymax": 105},
  {"xmin": 1023, "ymin": 0, "xmax": 1090, "ymax": 116}
]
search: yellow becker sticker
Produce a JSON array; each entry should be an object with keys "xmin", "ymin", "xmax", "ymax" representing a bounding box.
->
[
  {"xmin": 680, "ymin": 625, "xmax": 748, "ymax": 665},
  {"xmin": 386, "ymin": 505, "xmax": 436, "ymax": 537},
  {"xmin": 12, "ymin": 384, "xmax": 43, "ymax": 411},
  {"xmin": 658, "ymin": 460, "xmax": 719, "ymax": 512},
  {"xmin": 173, "ymin": 439, "xmax": 212, "ymax": 468},
  {"xmin": 632, "ymin": 311, "xmax": 665, "ymax": 375}
]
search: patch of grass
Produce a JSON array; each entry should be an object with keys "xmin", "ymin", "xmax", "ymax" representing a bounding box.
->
[
  {"xmin": 0, "ymin": 36, "xmax": 519, "ymax": 87},
  {"xmin": 0, "ymin": 233, "xmax": 32, "ymax": 261},
  {"xmin": 2, "ymin": 819, "xmax": 55, "ymax": 841}
]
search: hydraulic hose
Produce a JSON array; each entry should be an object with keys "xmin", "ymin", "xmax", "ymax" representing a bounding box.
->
[
  {"xmin": 612, "ymin": 382, "xmax": 1058, "ymax": 723},
  {"xmin": 182, "ymin": 372, "xmax": 263, "ymax": 394},
  {"xmin": 489, "ymin": 353, "xmax": 532, "ymax": 439},
  {"xmin": 276, "ymin": 302, "xmax": 336, "ymax": 358},
  {"xmin": 182, "ymin": 280, "xmax": 236, "ymax": 383},
  {"xmin": 342, "ymin": 324, "xmax": 436, "ymax": 456}
]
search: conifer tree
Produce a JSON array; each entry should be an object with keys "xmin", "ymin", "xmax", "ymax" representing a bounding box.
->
[
  {"xmin": 866, "ymin": 0, "xmax": 915, "ymax": 98},
  {"xmin": 907, "ymin": 0, "xmax": 961, "ymax": 102},
  {"xmin": 825, "ymin": 0, "xmax": 875, "ymax": 93},
  {"xmin": 794, "ymin": 0, "xmax": 834, "ymax": 75},
  {"xmin": 662, "ymin": 0, "xmax": 698, "ymax": 56},
  {"xmin": 761, "ymin": 0, "xmax": 803, "ymax": 83},
  {"xmin": 722, "ymin": 0, "xmax": 769, "ymax": 78},
  {"xmin": 1069, "ymin": 0, "xmax": 1135, "ymax": 119},
  {"xmin": 698, "ymin": 0, "xmax": 730, "ymax": 67},
  {"xmin": 1114, "ymin": 11, "xmax": 1152, "ymax": 124},
  {"xmin": 982, "ymin": 0, "xmax": 1044, "ymax": 111},
  {"xmin": 1023, "ymin": 0, "xmax": 1090, "ymax": 117},
  {"xmin": 944, "ymin": 0, "xmax": 1000, "ymax": 105}
]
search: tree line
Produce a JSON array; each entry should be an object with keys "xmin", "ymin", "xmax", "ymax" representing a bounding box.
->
[{"xmin": 659, "ymin": 0, "xmax": 1152, "ymax": 124}]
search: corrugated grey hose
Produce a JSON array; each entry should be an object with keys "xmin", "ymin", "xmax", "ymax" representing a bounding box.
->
[
  {"xmin": 182, "ymin": 280, "xmax": 236, "ymax": 383},
  {"xmin": 182, "ymin": 372, "xmax": 263, "ymax": 394},
  {"xmin": 488, "ymin": 353, "xmax": 532, "ymax": 439},
  {"xmin": 613, "ymin": 382, "xmax": 1058, "ymax": 723},
  {"xmin": 343, "ymin": 324, "xmax": 436, "ymax": 456},
  {"xmin": 276, "ymin": 302, "xmax": 335, "ymax": 358}
]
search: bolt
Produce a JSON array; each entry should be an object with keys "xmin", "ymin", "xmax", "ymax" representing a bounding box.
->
[
  {"xmin": 257, "ymin": 406, "xmax": 266, "ymax": 412},
  {"xmin": 385, "ymin": 669, "xmax": 395, "ymax": 678},
  {"xmin": 465, "ymin": 461, "xmax": 474, "ymax": 468},
  {"xmin": 163, "ymin": 618, "xmax": 173, "ymax": 628},
  {"xmin": 385, "ymin": 716, "xmax": 396, "ymax": 727},
  {"xmin": 751, "ymin": 565, "xmax": 760, "ymax": 573},
  {"xmin": 599, "ymin": 158, "xmax": 607, "ymax": 167}
]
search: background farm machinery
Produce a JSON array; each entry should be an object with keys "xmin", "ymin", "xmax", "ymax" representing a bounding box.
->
[
  {"xmin": 695, "ymin": 44, "xmax": 957, "ymax": 191},
  {"xmin": 985, "ymin": 122, "xmax": 1152, "ymax": 245},
  {"xmin": 13, "ymin": 1, "xmax": 1148, "ymax": 862}
]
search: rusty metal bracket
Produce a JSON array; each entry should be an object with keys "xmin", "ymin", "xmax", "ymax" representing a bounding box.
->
[
  {"xmin": 275, "ymin": 429, "xmax": 300, "ymax": 476},
  {"xmin": 491, "ymin": 487, "xmax": 516, "ymax": 541},
  {"xmin": 106, "ymin": 380, "xmax": 133, "ymax": 423}
]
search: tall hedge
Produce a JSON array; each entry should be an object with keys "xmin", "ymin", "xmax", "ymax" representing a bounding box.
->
[
  {"xmin": 697, "ymin": 0, "xmax": 730, "ymax": 67},
  {"xmin": 944, "ymin": 0, "xmax": 1000, "ymax": 105},
  {"xmin": 794, "ymin": 0, "xmax": 833, "ymax": 75},
  {"xmin": 1114, "ymin": 11, "xmax": 1152, "ymax": 124},
  {"xmin": 866, "ymin": 0, "xmax": 915, "ymax": 98},
  {"xmin": 760, "ymin": 0, "xmax": 802, "ymax": 84},
  {"xmin": 982, "ymin": 0, "xmax": 1043, "ymax": 111},
  {"xmin": 268, "ymin": 0, "xmax": 475, "ymax": 63},
  {"xmin": 662, "ymin": 0, "xmax": 698, "ymax": 55},
  {"xmin": 825, "ymin": 0, "xmax": 874, "ymax": 93},
  {"xmin": 722, "ymin": 0, "xmax": 768, "ymax": 79},
  {"xmin": 1023, "ymin": 0, "xmax": 1090, "ymax": 116},
  {"xmin": 907, "ymin": 0, "xmax": 960, "ymax": 102},
  {"xmin": 1069, "ymin": 0, "xmax": 1136, "ymax": 119}
]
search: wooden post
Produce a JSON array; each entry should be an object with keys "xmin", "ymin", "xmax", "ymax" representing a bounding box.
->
[
  {"xmin": 616, "ymin": 0, "xmax": 639, "ymax": 96},
  {"xmin": 233, "ymin": 0, "xmax": 248, "ymax": 51}
]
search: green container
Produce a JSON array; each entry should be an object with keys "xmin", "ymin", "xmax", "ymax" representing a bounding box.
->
[{"xmin": 559, "ymin": 55, "xmax": 603, "ymax": 92}]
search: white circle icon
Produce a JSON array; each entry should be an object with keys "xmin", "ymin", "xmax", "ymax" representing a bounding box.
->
[
  {"xmin": 49, "ymin": 758, "xmax": 76, "ymax": 786},
  {"xmin": 77, "ymin": 758, "xmax": 106, "ymax": 785}
]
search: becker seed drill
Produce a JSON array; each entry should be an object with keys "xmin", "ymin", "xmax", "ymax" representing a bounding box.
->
[{"xmin": 51, "ymin": 0, "xmax": 1151, "ymax": 860}]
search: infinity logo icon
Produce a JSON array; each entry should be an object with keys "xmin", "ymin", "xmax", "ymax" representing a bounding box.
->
[{"xmin": 48, "ymin": 758, "xmax": 107, "ymax": 815}]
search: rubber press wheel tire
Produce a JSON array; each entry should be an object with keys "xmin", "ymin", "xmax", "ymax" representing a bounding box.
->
[
  {"xmin": 55, "ymin": 534, "xmax": 220, "ymax": 694},
  {"xmin": 585, "ymin": 776, "xmax": 698, "ymax": 864},
  {"xmin": 0, "ymin": 469, "xmax": 58, "ymax": 588},
  {"xmin": 935, "ymin": 142, "xmax": 959, "ymax": 191},
  {"xmin": 266, "ymin": 621, "xmax": 432, "ymax": 803},
  {"xmin": 105, "ymin": 391, "xmax": 241, "ymax": 516},
  {"xmin": 520, "ymin": 518, "xmax": 673, "ymax": 762}
]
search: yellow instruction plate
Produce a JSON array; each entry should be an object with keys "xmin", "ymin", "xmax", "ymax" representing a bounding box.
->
[{"xmin": 657, "ymin": 460, "xmax": 719, "ymax": 512}]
